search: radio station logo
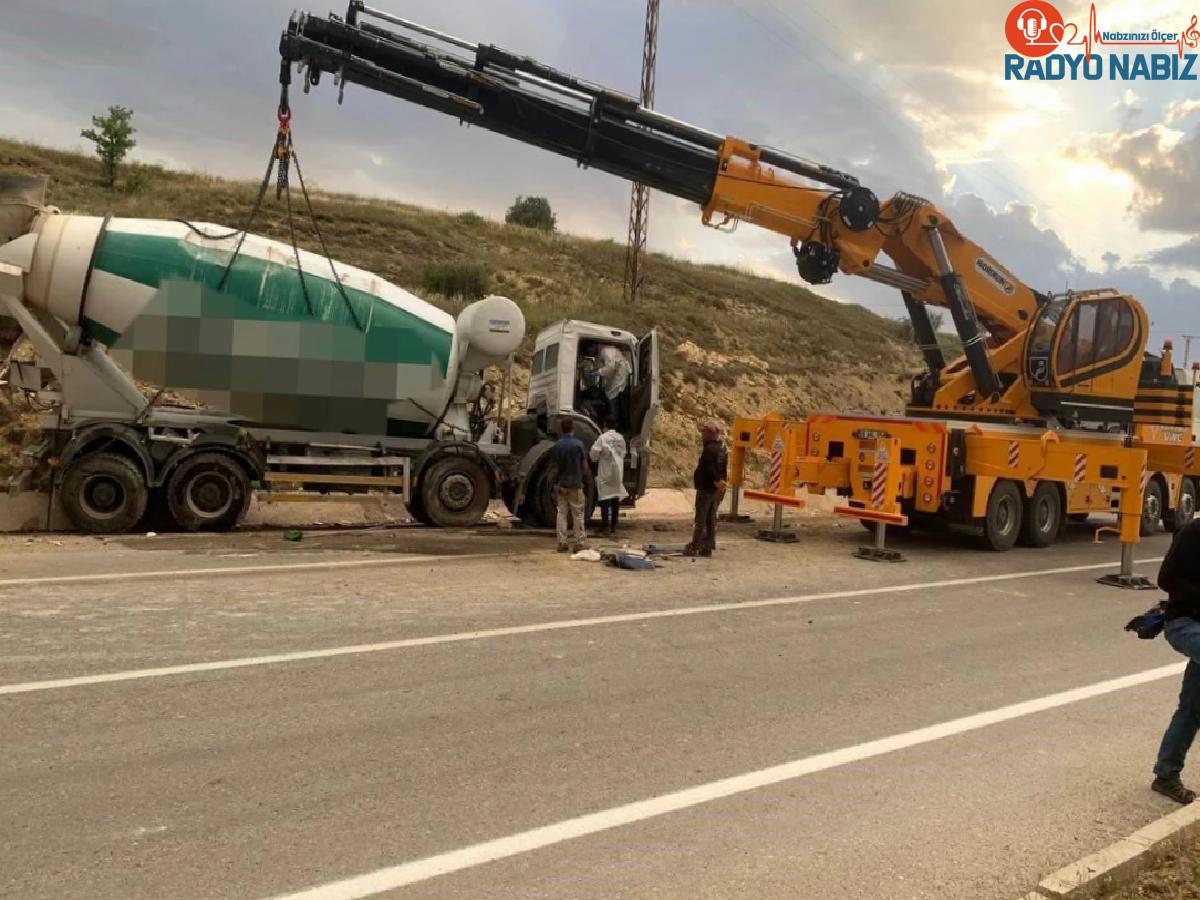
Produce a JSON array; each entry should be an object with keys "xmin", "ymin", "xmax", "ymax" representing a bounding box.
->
[{"xmin": 1004, "ymin": 2, "xmax": 1200, "ymax": 80}]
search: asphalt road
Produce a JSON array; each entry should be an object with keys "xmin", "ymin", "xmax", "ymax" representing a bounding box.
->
[{"xmin": 0, "ymin": 519, "xmax": 1190, "ymax": 899}]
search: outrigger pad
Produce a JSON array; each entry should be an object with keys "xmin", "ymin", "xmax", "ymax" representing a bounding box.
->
[
  {"xmin": 756, "ymin": 529, "xmax": 799, "ymax": 543},
  {"xmin": 1096, "ymin": 573, "xmax": 1157, "ymax": 590},
  {"xmin": 854, "ymin": 546, "xmax": 905, "ymax": 563}
]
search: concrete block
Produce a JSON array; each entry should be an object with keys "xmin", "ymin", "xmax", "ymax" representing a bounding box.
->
[
  {"xmin": 1038, "ymin": 802, "xmax": 1200, "ymax": 899},
  {"xmin": 1039, "ymin": 839, "xmax": 1146, "ymax": 897}
]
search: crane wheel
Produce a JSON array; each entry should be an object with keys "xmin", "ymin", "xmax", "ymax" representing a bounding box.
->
[
  {"xmin": 1165, "ymin": 478, "xmax": 1197, "ymax": 534},
  {"xmin": 1018, "ymin": 482, "xmax": 1062, "ymax": 549},
  {"xmin": 1141, "ymin": 479, "xmax": 1165, "ymax": 537},
  {"xmin": 165, "ymin": 452, "xmax": 250, "ymax": 532},
  {"xmin": 60, "ymin": 452, "xmax": 149, "ymax": 534},
  {"xmin": 419, "ymin": 456, "xmax": 491, "ymax": 528},
  {"xmin": 982, "ymin": 480, "xmax": 1023, "ymax": 552}
]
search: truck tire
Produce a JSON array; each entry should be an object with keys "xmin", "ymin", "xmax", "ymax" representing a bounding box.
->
[
  {"xmin": 1019, "ymin": 482, "xmax": 1062, "ymax": 548},
  {"xmin": 420, "ymin": 456, "xmax": 491, "ymax": 528},
  {"xmin": 525, "ymin": 463, "xmax": 596, "ymax": 529},
  {"xmin": 1141, "ymin": 479, "xmax": 1165, "ymax": 537},
  {"xmin": 981, "ymin": 480, "xmax": 1022, "ymax": 552},
  {"xmin": 406, "ymin": 486, "xmax": 433, "ymax": 526},
  {"xmin": 165, "ymin": 452, "xmax": 250, "ymax": 532},
  {"xmin": 1165, "ymin": 478, "xmax": 1197, "ymax": 534},
  {"xmin": 60, "ymin": 452, "xmax": 149, "ymax": 534}
]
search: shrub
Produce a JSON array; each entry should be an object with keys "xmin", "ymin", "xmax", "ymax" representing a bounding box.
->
[
  {"xmin": 81, "ymin": 105, "xmax": 136, "ymax": 189},
  {"xmin": 456, "ymin": 211, "xmax": 485, "ymax": 226},
  {"xmin": 421, "ymin": 261, "xmax": 490, "ymax": 300},
  {"xmin": 505, "ymin": 195, "xmax": 556, "ymax": 231}
]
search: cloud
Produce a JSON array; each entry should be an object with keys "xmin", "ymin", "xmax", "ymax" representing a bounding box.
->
[
  {"xmin": 1113, "ymin": 89, "xmax": 1143, "ymax": 130},
  {"xmin": 1138, "ymin": 237, "xmax": 1200, "ymax": 270},
  {"xmin": 1096, "ymin": 123, "xmax": 1200, "ymax": 232},
  {"xmin": 1165, "ymin": 99, "xmax": 1200, "ymax": 125},
  {"xmin": 945, "ymin": 193, "xmax": 1200, "ymax": 343}
]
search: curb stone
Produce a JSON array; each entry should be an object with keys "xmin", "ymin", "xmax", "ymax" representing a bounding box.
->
[{"xmin": 1029, "ymin": 801, "xmax": 1200, "ymax": 899}]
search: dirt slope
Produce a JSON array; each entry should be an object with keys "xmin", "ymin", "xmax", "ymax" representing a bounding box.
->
[{"xmin": 0, "ymin": 138, "xmax": 921, "ymax": 485}]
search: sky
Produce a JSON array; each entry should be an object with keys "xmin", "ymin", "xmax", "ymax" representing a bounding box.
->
[{"xmin": 3, "ymin": 0, "xmax": 1200, "ymax": 358}]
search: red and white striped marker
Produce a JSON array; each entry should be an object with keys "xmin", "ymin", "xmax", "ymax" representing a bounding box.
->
[
  {"xmin": 872, "ymin": 446, "xmax": 889, "ymax": 510},
  {"xmin": 1186, "ymin": 446, "xmax": 1196, "ymax": 470},
  {"xmin": 1072, "ymin": 452, "xmax": 1087, "ymax": 488},
  {"xmin": 756, "ymin": 422, "xmax": 767, "ymax": 449},
  {"xmin": 1007, "ymin": 440, "xmax": 1020, "ymax": 469},
  {"xmin": 769, "ymin": 434, "xmax": 784, "ymax": 492}
]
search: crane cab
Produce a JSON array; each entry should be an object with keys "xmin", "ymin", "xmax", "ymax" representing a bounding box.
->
[{"xmin": 1025, "ymin": 290, "xmax": 1148, "ymax": 426}]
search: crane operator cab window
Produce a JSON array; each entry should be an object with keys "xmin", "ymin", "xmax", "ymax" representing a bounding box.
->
[
  {"xmin": 576, "ymin": 340, "xmax": 634, "ymax": 430},
  {"xmin": 1028, "ymin": 293, "xmax": 1141, "ymax": 422}
]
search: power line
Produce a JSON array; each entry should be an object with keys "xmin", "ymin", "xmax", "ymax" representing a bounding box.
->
[{"xmin": 623, "ymin": 0, "xmax": 660, "ymax": 305}]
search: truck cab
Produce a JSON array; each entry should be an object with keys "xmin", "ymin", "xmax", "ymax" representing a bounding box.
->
[{"xmin": 524, "ymin": 320, "xmax": 660, "ymax": 505}]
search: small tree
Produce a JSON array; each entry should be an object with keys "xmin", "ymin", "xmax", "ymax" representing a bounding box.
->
[
  {"xmin": 505, "ymin": 195, "xmax": 556, "ymax": 231},
  {"xmin": 81, "ymin": 105, "xmax": 137, "ymax": 189}
]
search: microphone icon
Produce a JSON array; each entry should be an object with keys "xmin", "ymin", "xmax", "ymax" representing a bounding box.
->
[{"xmin": 1018, "ymin": 9, "xmax": 1048, "ymax": 41}]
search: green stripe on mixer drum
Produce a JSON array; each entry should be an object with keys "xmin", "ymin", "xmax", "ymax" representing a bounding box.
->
[{"xmin": 93, "ymin": 232, "xmax": 451, "ymax": 371}]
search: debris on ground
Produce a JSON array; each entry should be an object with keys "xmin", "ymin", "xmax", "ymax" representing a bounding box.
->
[
  {"xmin": 570, "ymin": 548, "xmax": 602, "ymax": 562},
  {"xmin": 603, "ymin": 550, "xmax": 657, "ymax": 571},
  {"xmin": 283, "ymin": 529, "xmax": 304, "ymax": 542}
]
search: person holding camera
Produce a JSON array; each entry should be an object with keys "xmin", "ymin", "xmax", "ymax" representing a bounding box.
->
[{"xmin": 1152, "ymin": 516, "xmax": 1200, "ymax": 804}]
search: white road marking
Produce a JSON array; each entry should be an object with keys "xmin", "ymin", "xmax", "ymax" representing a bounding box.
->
[
  {"xmin": 0, "ymin": 557, "xmax": 1162, "ymax": 697},
  {"xmin": 265, "ymin": 662, "xmax": 1186, "ymax": 899},
  {"xmin": 0, "ymin": 553, "xmax": 502, "ymax": 588}
]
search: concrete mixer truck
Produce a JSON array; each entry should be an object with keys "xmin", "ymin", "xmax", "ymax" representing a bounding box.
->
[{"xmin": 0, "ymin": 176, "xmax": 659, "ymax": 533}]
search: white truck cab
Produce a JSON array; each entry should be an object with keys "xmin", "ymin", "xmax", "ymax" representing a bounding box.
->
[{"xmin": 524, "ymin": 320, "xmax": 660, "ymax": 506}]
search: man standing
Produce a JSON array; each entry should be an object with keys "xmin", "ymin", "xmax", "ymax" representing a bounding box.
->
[
  {"xmin": 598, "ymin": 345, "xmax": 632, "ymax": 426},
  {"xmin": 553, "ymin": 418, "xmax": 587, "ymax": 553},
  {"xmin": 1152, "ymin": 516, "xmax": 1200, "ymax": 804},
  {"xmin": 590, "ymin": 414, "xmax": 627, "ymax": 538},
  {"xmin": 684, "ymin": 421, "xmax": 727, "ymax": 558}
]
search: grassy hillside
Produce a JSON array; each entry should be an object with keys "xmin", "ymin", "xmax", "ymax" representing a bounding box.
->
[{"xmin": 0, "ymin": 138, "xmax": 920, "ymax": 485}]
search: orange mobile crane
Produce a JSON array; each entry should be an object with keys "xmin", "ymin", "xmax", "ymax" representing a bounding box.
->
[{"xmin": 280, "ymin": 3, "xmax": 1200, "ymax": 576}]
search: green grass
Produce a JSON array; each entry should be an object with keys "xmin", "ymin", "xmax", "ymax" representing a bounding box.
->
[{"xmin": 0, "ymin": 136, "xmax": 917, "ymax": 381}]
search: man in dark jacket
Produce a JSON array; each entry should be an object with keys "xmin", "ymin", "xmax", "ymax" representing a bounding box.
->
[
  {"xmin": 553, "ymin": 418, "xmax": 587, "ymax": 553},
  {"xmin": 684, "ymin": 421, "xmax": 728, "ymax": 558},
  {"xmin": 1152, "ymin": 517, "xmax": 1200, "ymax": 804}
]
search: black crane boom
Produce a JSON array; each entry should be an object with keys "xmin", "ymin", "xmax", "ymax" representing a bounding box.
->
[{"xmin": 279, "ymin": 2, "xmax": 860, "ymax": 210}]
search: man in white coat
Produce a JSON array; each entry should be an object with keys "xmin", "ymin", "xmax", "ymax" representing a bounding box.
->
[{"xmin": 590, "ymin": 415, "xmax": 627, "ymax": 538}]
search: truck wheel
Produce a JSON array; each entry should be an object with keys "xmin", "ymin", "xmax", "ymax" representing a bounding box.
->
[
  {"xmin": 1019, "ymin": 482, "xmax": 1062, "ymax": 548},
  {"xmin": 1165, "ymin": 478, "xmax": 1197, "ymax": 534},
  {"xmin": 526, "ymin": 463, "xmax": 595, "ymax": 529},
  {"xmin": 60, "ymin": 452, "xmax": 149, "ymax": 534},
  {"xmin": 165, "ymin": 453, "xmax": 250, "ymax": 532},
  {"xmin": 420, "ymin": 456, "xmax": 490, "ymax": 528},
  {"xmin": 406, "ymin": 486, "xmax": 433, "ymax": 526},
  {"xmin": 982, "ymin": 480, "xmax": 1022, "ymax": 552},
  {"xmin": 1141, "ymin": 479, "xmax": 1165, "ymax": 537}
]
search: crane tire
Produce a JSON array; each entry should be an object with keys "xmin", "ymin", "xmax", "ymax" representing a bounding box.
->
[
  {"xmin": 1141, "ymin": 479, "xmax": 1165, "ymax": 537},
  {"xmin": 60, "ymin": 452, "xmax": 149, "ymax": 534},
  {"xmin": 1165, "ymin": 478, "xmax": 1197, "ymax": 534},
  {"xmin": 1018, "ymin": 482, "xmax": 1062, "ymax": 548},
  {"xmin": 981, "ymin": 480, "xmax": 1023, "ymax": 552}
]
